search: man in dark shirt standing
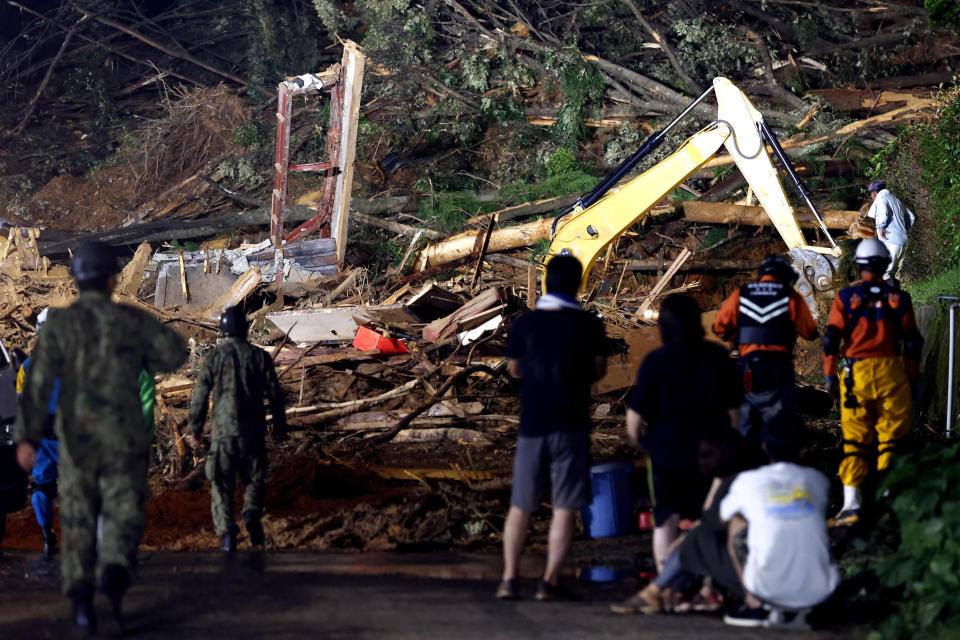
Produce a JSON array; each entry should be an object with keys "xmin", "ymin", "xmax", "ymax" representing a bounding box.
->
[
  {"xmin": 626, "ymin": 294, "xmax": 743, "ymax": 574},
  {"xmin": 497, "ymin": 255, "xmax": 606, "ymax": 601}
]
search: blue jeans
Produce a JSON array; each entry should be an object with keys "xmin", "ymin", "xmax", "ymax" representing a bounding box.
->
[{"xmin": 31, "ymin": 439, "xmax": 59, "ymax": 528}]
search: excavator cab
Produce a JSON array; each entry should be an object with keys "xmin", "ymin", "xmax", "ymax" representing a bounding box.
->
[{"xmin": 544, "ymin": 77, "xmax": 841, "ymax": 318}]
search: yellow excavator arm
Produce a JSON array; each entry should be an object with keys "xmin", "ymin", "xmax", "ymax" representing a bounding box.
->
[{"xmin": 547, "ymin": 78, "xmax": 840, "ymax": 317}]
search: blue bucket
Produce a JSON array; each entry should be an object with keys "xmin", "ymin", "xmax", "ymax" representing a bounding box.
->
[{"xmin": 580, "ymin": 462, "xmax": 634, "ymax": 538}]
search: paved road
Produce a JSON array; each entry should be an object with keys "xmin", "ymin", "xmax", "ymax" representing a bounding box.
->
[{"xmin": 0, "ymin": 551, "xmax": 847, "ymax": 639}]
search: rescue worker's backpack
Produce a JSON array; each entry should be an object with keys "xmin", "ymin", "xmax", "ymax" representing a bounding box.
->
[{"xmin": 736, "ymin": 281, "xmax": 795, "ymax": 349}]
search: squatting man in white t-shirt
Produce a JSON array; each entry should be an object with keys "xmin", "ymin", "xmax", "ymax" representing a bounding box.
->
[{"xmin": 719, "ymin": 417, "xmax": 840, "ymax": 627}]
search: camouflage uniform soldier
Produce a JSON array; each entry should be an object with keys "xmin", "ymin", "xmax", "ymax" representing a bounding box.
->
[
  {"xmin": 15, "ymin": 241, "xmax": 187, "ymax": 635},
  {"xmin": 187, "ymin": 305, "xmax": 286, "ymax": 551}
]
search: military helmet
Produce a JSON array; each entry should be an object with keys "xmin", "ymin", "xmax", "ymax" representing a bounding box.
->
[
  {"xmin": 758, "ymin": 254, "xmax": 799, "ymax": 286},
  {"xmin": 70, "ymin": 241, "xmax": 121, "ymax": 282},
  {"xmin": 854, "ymin": 238, "xmax": 891, "ymax": 274},
  {"xmin": 219, "ymin": 305, "xmax": 249, "ymax": 337}
]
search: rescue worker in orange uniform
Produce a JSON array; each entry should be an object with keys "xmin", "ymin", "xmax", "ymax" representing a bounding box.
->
[
  {"xmin": 714, "ymin": 254, "xmax": 818, "ymax": 443},
  {"xmin": 823, "ymin": 239, "xmax": 922, "ymax": 526}
]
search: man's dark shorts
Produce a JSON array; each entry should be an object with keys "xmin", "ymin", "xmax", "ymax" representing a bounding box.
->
[
  {"xmin": 510, "ymin": 430, "xmax": 590, "ymax": 513},
  {"xmin": 649, "ymin": 463, "xmax": 709, "ymax": 524}
]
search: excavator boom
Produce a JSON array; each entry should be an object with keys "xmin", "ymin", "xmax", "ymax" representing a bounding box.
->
[{"xmin": 547, "ymin": 78, "xmax": 840, "ymax": 317}]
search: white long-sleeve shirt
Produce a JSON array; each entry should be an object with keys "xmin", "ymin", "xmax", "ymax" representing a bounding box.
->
[{"xmin": 867, "ymin": 189, "xmax": 915, "ymax": 246}]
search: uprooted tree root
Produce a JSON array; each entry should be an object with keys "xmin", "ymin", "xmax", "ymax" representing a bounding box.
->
[{"xmin": 127, "ymin": 83, "xmax": 248, "ymax": 200}]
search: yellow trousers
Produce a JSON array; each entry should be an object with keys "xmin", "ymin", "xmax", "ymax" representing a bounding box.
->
[{"xmin": 839, "ymin": 356, "xmax": 912, "ymax": 487}]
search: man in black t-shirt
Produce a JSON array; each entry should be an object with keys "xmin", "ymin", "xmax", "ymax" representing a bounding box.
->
[{"xmin": 496, "ymin": 255, "xmax": 606, "ymax": 601}]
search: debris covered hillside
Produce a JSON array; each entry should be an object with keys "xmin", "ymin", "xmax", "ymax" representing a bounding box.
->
[{"xmin": 0, "ymin": 0, "xmax": 956, "ymax": 556}]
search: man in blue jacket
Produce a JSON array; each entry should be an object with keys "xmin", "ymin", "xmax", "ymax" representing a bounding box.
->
[{"xmin": 17, "ymin": 309, "xmax": 61, "ymax": 558}]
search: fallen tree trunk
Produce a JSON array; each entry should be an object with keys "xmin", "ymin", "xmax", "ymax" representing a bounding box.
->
[
  {"xmin": 681, "ymin": 201, "xmax": 859, "ymax": 229},
  {"xmin": 352, "ymin": 211, "xmax": 443, "ymax": 239},
  {"xmin": 699, "ymin": 102, "xmax": 934, "ymax": 170},
  {"xmin": 465, "ymin": 193, "xmax": 580, "ymax": 225},
  {"xmin": 625, "ymin": 258, "xmax": 756, "ymax": 272},
  {"xmin": 416, "ymin": 218, "xmax": 552, "ymax": 270}
]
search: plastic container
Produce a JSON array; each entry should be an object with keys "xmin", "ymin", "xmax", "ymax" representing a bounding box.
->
[
  {"xmin": 352, "ymin": 325, "xmax": 409, "ymax": 355},
  {"xmin": 580, "ymin": 461, "xmax": 634, "ymax": 538}
]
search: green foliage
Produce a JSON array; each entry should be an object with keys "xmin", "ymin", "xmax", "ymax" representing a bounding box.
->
[
  {"xmin": 712, "ymin": 163, "xmax": 736, "ymax": 181},
  {"xmin": 870, "ymin": 83, "xmax": 960, "ymax": 280},
  {"xmin": 672, "ymin": 18, "xmax": 760, "ymax": 86},
  {"xmin": 926, "ymin": 0, "xmax": 960, "ymax": 32},
  {"xmin": 698, "ymin": 227, "xmax": 728, "ymax": 251},
  {"xmin": 539, "ymin": 48, "xmax": 605, "ymax": 145},
  {"xmin": 604, "ymin": 122, "xmax": 642, "ymax": 166},
  {"xmin": 167, "ymin": 240, "xmax": 200, "ymax": 252},
  {"xmin": 905, "ymin": 265, "xmax": 960, "ymax": 306},
  {"xmin": 461, "ymin": 52, "xmax": 490, "ymax": 92},
  {"xmin": 243, "ymin": 0, "xmax": 323, "ymax": 94},
  {"xmin": 545, "ymin": 147, "xmax": 578, "ymax": 177},
  {"xmin": 416, "ymin": 192, "xmax": 500, "ymax": 234},
  {"xmin": 480, "ymin": 96, "xmax": 526, "ymax": 123},
  {"xmin": 233, "ymin": 120, "xmax": 267, "ymax": 148},
  {"xmin": 312, "ymin": 0, "xmax": 356, "ymax": 34},
  {"xmin": 358, "ymin": 0, "xmax": 434, "ymax": 70},
  {"xmin": 670, "ymin": 187, "xmax": 697, "ymax": 202},
  {"xmin": 500, "ymin": 170, "xmax": 599, "ymax": 203},
  {"xmin": 529, "ymin": 238, "xmax": 551, "ymax": 263},
  {"xmin": 871, "ymin": 442, "xmax": 960, "ymax": 639}
]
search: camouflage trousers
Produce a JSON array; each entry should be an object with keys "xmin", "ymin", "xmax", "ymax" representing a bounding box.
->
[
  {"xmin": 205, "ymin": 438, "xmax": 266, "ymax": 535},
  {"xmin": 58, "ymin": 449, "xmax": 148, "ymax": 596}
]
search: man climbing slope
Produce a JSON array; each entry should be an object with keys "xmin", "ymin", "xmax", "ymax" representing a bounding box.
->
[{"xmin": 865, "ymin": 180, "xmax": 915, "ymax": 284}]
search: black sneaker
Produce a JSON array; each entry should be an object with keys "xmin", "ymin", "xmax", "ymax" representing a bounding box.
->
[
  {"xmin": 723, "ymin": 604, "xmax": 769, "ymax": 627},
  {"xmin": 41, "ymin": 525, "xmax": 58, "ymax": 558},
  {"xmin": 100, "ymin": 564, "xmax": 130, "ymax": 636},
  {"xmin": 534, "ymin": 580, "xmax": 578, "ymax": 601},
  {"xmin": 221, "ymin": 532, "xmax": 237, "ymax": 552},
  {"xmin": 495, "ymin": 578, "xmax": 520, "ymax": 600},
  {"xmin": 244, "ymin": 514, "xmax": 265, "ymax": 547},
  {"xmin": 71, "ymin": 591, "xmax": 98, "ymax": 637}
]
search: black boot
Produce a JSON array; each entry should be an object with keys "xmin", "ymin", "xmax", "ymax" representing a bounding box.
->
[
  {"xmin": 243, "ymin": 512, "xmax": 264, "ymax": 548},
  {"xmin": 100, "ymin": 564, "xmax": 130, "ymax": 636},
  {"xmin": 70, "ymin": 589, "xmax": 97, "ymax": 636},
  {"xmin": 221, "ymin": 532, "xmax": 236, "ymax": 552},
  {"xmin": 41, "ymin": 525, "xmax": 57, "ymax": 557}
]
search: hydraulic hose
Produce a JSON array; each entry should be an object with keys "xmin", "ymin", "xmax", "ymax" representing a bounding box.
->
[
  {"xmin": 757, "ymin": 119, "xmax": 838, "ymax": 249},
  {"xmin": 551, "ymin": 84, "xmax": 716, "ymax": 237}
]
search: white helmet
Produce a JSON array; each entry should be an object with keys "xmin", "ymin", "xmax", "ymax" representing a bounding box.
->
[
  {"xmin": 854, "ymin": 238, "xmax": 891, "ymax": 273},
  {"xmin": 36, "ymin": 308, "xmax": 49, "ymax": 334}
]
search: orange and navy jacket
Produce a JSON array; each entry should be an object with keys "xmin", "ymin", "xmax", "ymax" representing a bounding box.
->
[
  {"xmin": 822, "ymin": 273, "xmax": 920, "ymax": 378},
  {"xmin": 713, "ymin": 275, "xmax": 818, "ymax": 356}
]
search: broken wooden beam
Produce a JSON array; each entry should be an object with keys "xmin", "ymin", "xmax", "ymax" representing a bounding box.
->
[
  {"xmin": 636, "ymin": 248, "xmax": 692, "ymax": 321},
  {"xmin": 681, "ymin": 201, "xmax": 859, "ymax": 229},
  {"xmin": 331, "ymin": 41, "xmax": 366, "ymax": 266},
  {"xmin": 352, "ymin": 211, "xmax": 443, "ymax": 239}
]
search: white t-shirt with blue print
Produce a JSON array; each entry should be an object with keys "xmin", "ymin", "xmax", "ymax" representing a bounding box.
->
[{"xmin": 720, "ymin": 462, "xmax": 840, "ymax": 609}]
